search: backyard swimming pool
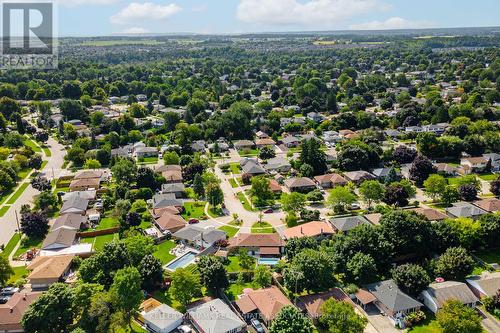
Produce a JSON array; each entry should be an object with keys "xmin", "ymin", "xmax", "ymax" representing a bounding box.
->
[
  {"xmin": 165, "ymin": 251, "xmax": 197, "ymax": 270},
  {"xmin": 258, "ymin": 257, "xmax": 280, "ymax": 266}
]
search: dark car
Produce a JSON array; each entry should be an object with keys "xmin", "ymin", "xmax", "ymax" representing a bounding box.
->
[
  {"xmin": 250, "ymin": 318, "xmax": 265, "ymax": 333},
  {"xmin": 263, "ymin": 208, "xmax": 273, "ymax": 214},
  {"xmin": 188, "ymin": 218, "xmax": 199, "ymax": 224},
  {"xmin": 0, "ymin": 296, "xmax": 9, "ymax": 304}
]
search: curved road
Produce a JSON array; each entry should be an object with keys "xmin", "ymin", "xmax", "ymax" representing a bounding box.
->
[{"xmin": 0, "ymin": 136, "xmax": 66, "ymax": 247}]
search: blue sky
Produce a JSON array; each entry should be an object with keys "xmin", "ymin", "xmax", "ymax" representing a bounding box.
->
[{"xmin": 56, "ymin": 0, "xmax": 500, "ymax": 36}]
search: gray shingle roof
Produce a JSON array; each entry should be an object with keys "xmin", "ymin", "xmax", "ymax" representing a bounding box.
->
[
  {"xmin": 60, "ymin": 196, "xmax": 89, "ymax": 213},
  {"xmin": 329, "ymin": 216, "xmax": 369, "ymax": 232},
  {"xmin": 153, "ymin": 193, "xmax": 182, "ymax": 208},
  {"xmin": 143, "ymin": 304, "xmax": 183, "ymax": 330},
  {"xmin": 423, "ymin": 281, "xmax": 478, "ymax": 308},
  {"xmin": 445, "ymin": 202, "xmax": 487, "ymax": 218},
  {"xmin": 365, "ymin": 280, "xmax": 422, "ymax": 312},
  {"xmin": 188, "ymin": 298, "xmax": 245, "ymax": 333}
]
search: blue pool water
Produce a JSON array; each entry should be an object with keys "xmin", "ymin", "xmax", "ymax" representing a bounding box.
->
[
  {"xmin": 258, "ymin": 257, "xmax": 280, "ymax": 266},
  {"xmin": 166, "ymin": 252, "xmax": 197, "ymax": 270}
]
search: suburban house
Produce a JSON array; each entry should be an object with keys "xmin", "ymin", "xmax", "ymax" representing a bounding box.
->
[
  {"xmin": 152, "ymin": 193, "xmax": 182, "ymax": 209},
  {"xmin": 281, "ymin": 135, "xmax": 300, "ymax": 148},
  {"xmin": 162, "ymin": 169, "xmax": 183, "ymax": 184},
  {"xmin": 235, "ymin": 286, "xmax": 292, "ymax": 324},
  {"xmin": 240, "ymin": 158, "xmax": 266, "ymax": 176},
  {"xmin": 154, "ymin": 213, "xmax": 186, "ymax": 234},
  {"xmin": 111, "ymin": 146, "xmax": 131, "ymax": 158},
  {"xmin": 134, "ymin": 146, "xmax": 159, "ymax": 159},
  {"xmin": 27, "ymin": 254, "xmax": 75, "ymax": 290},
  {"xmin": 284, "ymin": 177, "xmax": 316, "ymax": 193},
  {"xmin": 296, "ymin": 288, "xmax": 352, "ymax": 323},
  {"xmin": 466, "ymin": 272, "xmax": 500, "ymax": 299},
  {"xmin": 420, "ymin": 281, "xmax": 478, "ymax": 314},
  {"xmin": 69, "ymin": 177, "xmax": 101, "ymax": 192},
  {"xmin": 434, "ymin": 163, "xmax": 458, "ymax": 176},
  {"xmin": 0, "ymin": 292, "xmax": 42, "ymax": 332},
  {"xmin": 173, "ymin": 226, "xmax": 226, "ymax": 249},
  {"xmin": 283, "ymin": 221, "xmax": 335, "ymax": 240},
  {"xmin": 371, "ymin": 167, "xmax": 398, "ymax": 182},
  {"xmin": 255, "ymin": 131, "xmax": 269, "ymax": 139},
  {"xmin": 264, "ymin": 157, "xmax": 292, "ymax": 173},
  {"xmin": 188, "ymin": 298, "xmax": 246, "ymax": 333},
  {"xmin": 52, "ymin": 213, "xmax": 87, "ymax": 231},
  {"xmin": 60, "ymin": 197, "xmax": 89, "ymax": 215},
  {"xmin": 234, "ymin": 140, "xmax": 255, "ymax": 150},
  {"xmin": 61, "ymin": 190, "xmax": 96, "ymax": 202},
  {"xmin": 160, "ymin": 183, "xmax": 185, "ymax": 198},
  {"xmin": 460, "ymin": 156, "xmax": 489, "ymax": 174},
  {"xmin": 268, "ymin": 179, "xmax": 282, "ymax": 194},
  {"xmin": 473, "ymin": 198, "xmax": 500, "ymax": 212},
  {"xmin": 411, "ymin": 208, "xmax": 448, "ymax": 221},
  {"xmin": 74, "ymin": 169, "xmax": 107, "ymax": 181},
  {"xmin": 329, "ymin": 216, "xmax": 370, "ymax": 233},
  {"xmin": 139, "ymin": 298, "xmax": 183, "ymax": 333},
  {"xmin": 363, "ymin": 213, "xmax": 382, "ymax": 225},
  {"xmin": 156, "ymin": 164, "xmax": 182, "ymax": 173},
  {"xmin": 255, "ymin": 138, "xmax": 276, "ymax": 148},
  {"xmin": 322, "ymin": 130, "xmax": 341, "ymax": 145},
  {"xmin": 343, "ymin": 170, "xmax": 376, "ymax": 184},
  {"xmin": 445, "ymin": 202, "xmax": 487, "ymax": 219},
  {"xmin": 41, "ymin": 227, "xmax": 77, "ymax": 251},
  {"xmin": 483, "ymin": 153, "xmax": 500, "ymax": 171},
  {"xmin": 363, "ymin": 280, "xmax": 422, "ymax": 326},
  {"xmin": 228, "ymin": 233, "xmax": 284, "ymax": 257},
  {"xmin": 191, "ymin": 140, "xmax": 206, "ymax": 152},
  {"xmin": 314, "ymin": 173, "xmax": 348, "ymax": 188},
  {"xmin": 208, "ymin": 141, "xmax": 229, "ymax": 152}
]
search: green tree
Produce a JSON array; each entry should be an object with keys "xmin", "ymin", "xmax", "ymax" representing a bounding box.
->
[
  {"xmin": 346, "ymin": 252, "xmax": 377, "ymax": 285},
  {"xmin": 110, "ymin": 267, "xmax": 143, "ymax": 327},
  {"xmin": 83, "ymin": 158, "xmax": 101, "ymax": 169},
  {"xmin": 434, "ymin": 247, "xmax": 474, "ymax": 280},
  {"xmin": 392, "ymin": 264, "xmax": 431, "ymax": 297},
  {"xmin": 205, "ymin": 182, "xmax": 224, "ymax": 207},
  {"xmin": 285, "ymin": 237, "xmax": 318, "ymax": 260},
  {"xmin": 139, "ymin": 254, "xmax": 163, "ymax": 291},
  {"xmin": 237, "ymin": 248, "xmax": 255, "ymax": 270},
  {"xmin": 327, "ymin": 186, "xmax": 356, "ymax": 214},
  {"xmin": 193, "ymin": 173, "xmax": 205, "ymax": 200},
  {"xmin": 281, "ymin": 192, "xmax": 307, "ymax": 212},
  {"xmin": 163, "ymin": 151, "xmax": 180, "ymax": 165},
  {"xmin": 250, "ymin": 176, "xmax": 274, "ymax": 207},
  {"xmin": 424, "ymin": 174, "xmax": 447, "ymax": 201},
  {"xmin": 269, "ymin": 305, "xmax": 314, "ymax": 333},
  {"xmin": 300, "ymin": 138, "xmax": 327, "ymax": 176},
  {"xmin": 0, "ymin": 255, "xmax": 14, "ymax": 287},
  {"xmin": 253, "ymin": 265, "xmax": 272, "ymax": 288},
  {"xmin": 441, "ymin": 185, "xmax": 461, "ymax": 207},
  {"xmin": 359, "ymin": 180, "xmax": 385, "ymax": 208},
  {"xmin": 22, "ymin": 283, "xmax": 75, "ymax": 333},
  {"xmin": 284, "ymin": 249, "xmax": 334, "ymax": 292},
  {"xmin": 319, "ymin": 299, "xmax": 367, "ymax": 333},
  {"xmin": 197, "ymin": 256, "xmax": 229, "ymax": 292},
  {"xmin": 436, "ymin": 300, "xmax": 482, "ymax": 333},
  {"xmin": 170, "ymin": 267, "xmax": 202, "ymax": 309},
  {"xmin": 111, "ymin": 158, "xmax": 137, "ymax": 184},
  {"xmin": 445, "ymin": 217, "xmax": 482, "ymax": 250}
]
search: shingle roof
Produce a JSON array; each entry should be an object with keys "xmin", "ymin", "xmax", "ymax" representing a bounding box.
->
[
  {"xmin": 27, "ymin": 255, "xmax": 74, "ymax": 281},
  {"xmin": 143, "ymin": 304, "xmax": 183, "ymax": 330},
  {"xmin": 329, "ymin": 216, "xmax": 369, "ymax": 232},
  {"xmin": 0, "ymin": 292, "xmax": 42, "ymax": 331},
  {"xmin": 296, "ymin": 288, "xmax": 352, "ymax": 318},
  {"xmin": 445, "ymin": 202, "xmax": 487, "ymax": 218},
  {"xmin": 284, "ymin": 177, "xmax": 315, "ymax": 189},
  {"xmin": 52, "ymin": 213, "xmax": 86, "ymax": 230},
  {"xmin": 235, "ymin": 286, "xmax": 292, "ymax": 322},
  {"xmin": 60, "ymin": 196, "xmax": 89, "ymax": 213},
  {"xmin": 188, "ymin": 299, "xmax": 245, "ymax": 333},
  {"xmin": 155, "ymin": 213, "xmax": 186, "ymax": 232},
  {"xmin": 228, "ymin": 233, "xmax": 284, "ymax": 248},
  {"xmin": 424, "ymin": 281, "xmax": 478, "ymax": 308},
  {"xmin": 152, "ymin": 193, "xmax": 182, "ymax": 209},
  {"xmin": 42, "ymin": 227, "xmax": 77, "ymax": 250},
  {"xmin": 365, "ymin": 280, "xmax": 422, "ymax": 313},
  {"xmin": 466, "ymin": 272, "xmax": 500, "ymax": 297},
  {"xmin": 283, "ymin": 221, "xmax": 335, "ymax": 239},
  {"xmin": 473, "ymin": 198, "xmax": 500, "ymax": 212}
]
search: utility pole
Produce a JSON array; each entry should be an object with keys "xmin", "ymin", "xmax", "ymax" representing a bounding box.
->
[{"xmin": 15, "ymin": 210, "xmax": 20, "ymax": 233}]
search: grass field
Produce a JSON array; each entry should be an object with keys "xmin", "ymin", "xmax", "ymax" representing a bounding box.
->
[
  {"xmin": 14, "ymin": 237, "xmax": 43, "ymax": 258},
  {"xmin": 181, "ymin": 201, "xmax": 207, "ymax": 220},
  {"xmin": 225, "ymin": 282, "xmax": 255, "ymax": 301},
  {"xmin": 7, "ymin": 266, "xmax": 29, "ymax": 285},
  {"xmin": 0, "ymin": 205, "xmax": 10, "ymax": 217},
  {"xmin": 478, "ymin": 173, "xmax": 497, "ymax": 181},
  {"xmin": 42, "ymin": 147, "xmax": 51, "ymax": 157},
  {"xmin": 229, "ymin": 162, "xmax": 241, "ymax": 174},
  {"xmin": 229, "ymin": 178, "xmax": 239, "ymax": 188},
  {"xmin": 82, "ymin": 234, "xmax": 118, "ymax": 251},
  {"xmin": 251, "ymin": 221, "xmax": 275, "ymax": 234},
  {"xmin": 218, "ymin": 225, "xmax": 239, "ymax": 237},
  {"xmin": 96, "ymin": 216, "xmax": 120, "ymax": 230},
  {"xmin": 138, "ymin": 156, "xmax": 158, "ymax": 164},
  {"xmin": 475, "ymin": 248, "xmax": 500, "ymax": 265},
  {"xmin": 153, "ymin": 240, "xmax": 176, "ymax": 264},
  {"xmin": 24, "ymin": 139, "xmax": 42, "ymax": 152},
  {"xmin": 2, "ymin": 233, "xmax": 21, "ymax": 257},
  {"xmin": 408, "ymin": 312, "xmax": 441, "ymax": 333},
  {"xmin": 238, "ymin": 148, "xmax": 259, "ymax": 157},
  {"xmin": 18, "ymin": 168, "xmax": 32, "ymax": 180},
  {"xmin": 7, "ymin": 183, "xmax": 30, "ymax": 204},
  {"xmin": 237, "ymin": 192, "xmax": 255, "ymax": 211}
]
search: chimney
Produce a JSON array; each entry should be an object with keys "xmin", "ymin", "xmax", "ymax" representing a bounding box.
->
[
  {"xmin": 10, "ymin": 308, "xmax": 13, "ymax": 313},
  {"xmin": 300, "ymin": 227, "xmax": 303, "ymax": 234}
]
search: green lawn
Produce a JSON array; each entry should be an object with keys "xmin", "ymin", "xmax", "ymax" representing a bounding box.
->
[
  {"xmin": 14, "ymin": 237, "xmax": 43, "ymax": 258},
  {"xmin": 225, "ymin": 282, "xmax": 255, "ymax": 301},
  {"xmin": 24, "ymin": 139, "xmax": 42, "ymax": 152},
  {"xmin": 115, "ymin": 321, "xmax": 148, "ymax": 333},
  {"xmin": 478, "ymin": 173, "xmax": 497, "ymax": 181},
  {"xmin": 81, "ymin": 234, "xmax": 118, "ymax": 251},
  {"xmin": 229, "ymin": 178, "xmax": 239, "ymax": 188},
  {"xmin": 408, "ymin": 313, "xmax": 441, "ymax": 333},
  {"xmin": 229, "ymin": 162, "xmax": 241, "ymax": 174},
  {"xmin": 0, "ymin": 205, "xmax": 10, "ymax": 217},
  {"xmin": 153, "ymin": 240, "xmax": 176, "ymax": 264},
  {"xmin": 207, "ymin": 206, "xmax": 224, "ymax": 218},
  {"xmin": 2, "ymin": 233, "xmax": 21, "ymax": 257},
  {"xmin": 475, "ymin": 248, "xmax": 500, "ymax": 265},
  {"xmin": 40, "ymin": 160, "xmax": 48, "ymax": 170},
  {"xmin": 181, "ymin": 201, "xmax": 207, "ymax": 220},
  {"xmin": 18, "ymin": 168, "xmax": 32, "ymax": 180},
  {"xmin": 96, "ymin": 216, "xmax": 120, "ymax": 230},
  {"xmin": 224, "ymin": 255, "xmax": 255, "ymax": 272},
  {"xmin": 251, "ymin": 221, "xmax": 275, "ymax": 234},
  {"xmin": 0, "ymin": 189, "xmax": 13, "ymax": 205},
  {"xmin": 138, "ymin": 156, "xmax": 158, "ymax": 164},
  {"xmin": 219, "ymin": 225, "xmax": 239, "ymax": 238},
  {"xmin": 42, "ymin": 147, "xmax": 51, "ymax": 157},
  {"xmin": 238, "ymin": 148, "xmax": 259, "ymax": 157},
  {"xmin": 7, "ymin": 183, "xmax": 30, "ymax": 204},
  {"xmin": 7, "ymin": 266, "xmax": 29, "ymax": 285},
  {"xmin": 237, "ymin": 192, "xmax": 255, "ymax": 212}
]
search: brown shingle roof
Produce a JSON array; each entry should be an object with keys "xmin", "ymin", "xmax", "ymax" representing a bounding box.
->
[
  {"xmin": 69, "ymin": 177, "xmax": 100, "ymax": 189},
  {"xmin": 235, "ymin": 286, "xmax": 292, "ymax": 322},
  {"xmin": 162, "ymin": 170, "xmax": 183, "ymax": 182},
  {"xmin": 283, "ymin": 221, "xmax": 335, "ymax": 239},
  {"xmin": 284, "ymin": 177, "xmax": 315, "ymax": 189},
  {"xmin": 155, "ymin": 213, "xmax": 186, "ymax": 232},
  {"xmin": 228, "ymin": 233, "xmax": 284, "ymax": 248},
  {"xmin": 74, "ymin": 170, "xmax": 103, "ymax": 179},
  {"xmin": 411, "ymin": 208, "xmax": 448, "ymax": 221},
  {"xmin": 296, "ymin": 288, "xmax": 352, "ymax": 318},
  {"xmin": 314, "ymin": 173, "xmax": 348, "ymax": 186},
  {"xmin": 27, "ymin": 255, "xmax": 74, "ymax": 281},
  {"xmin": 0, "ymin": 292, "xmax": 42, "ymax": 331},
  {"xmin": 473, "ymin": 198, "xmax": 500, "ymax": 212}
]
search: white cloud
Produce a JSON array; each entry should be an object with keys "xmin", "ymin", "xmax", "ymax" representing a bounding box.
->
[
  {"xmin": 350, "ymin": 17, "xmax": 436, "ymax": 30},
  {"xmin": 236, "ymin": 0, "xmax": 383, "ymax": 27},
  {"xmin": 121, "ymin": 26, "xmax": 150, "ymax": 34},
  {"xmin": 192, "ymin": 4, "xmax": 208, "ymax": 13},
  {"xmin": 58, "ymin": 0, "xmax": 120, "ymax": 7},
  {"xmin": 110, "ymin": 2, "xmax": 182, "ymax": 25}
]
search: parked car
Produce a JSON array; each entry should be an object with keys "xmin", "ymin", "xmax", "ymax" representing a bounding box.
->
[
  {"xmin": 0, "ymin": 287, "xmax": 19, "ymax": 296},
  {"xmin": 263, "ymin": 208, "xmax": 273, "ymax": 214},
  {"xmin": 348, "ymin": 202, "xmax": 361, "ymax": 210},
  {"xmin": 0, "ymin": 296, "xmax": 9, "ymax": 304},
  {"xmin": 188, "ymin": 218, "xmax": 199, "ymax": 224},
  {"xmin": 177, "ymin": 325, "xmax": 192, "ymax": 333},
  {"xmin": 251, "ymin": 318, "xmax": 265, "ymax": 333}
]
